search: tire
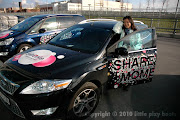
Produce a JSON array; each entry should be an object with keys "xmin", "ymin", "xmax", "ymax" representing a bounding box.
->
[
  {"xmin": 66, "ymin": 82, "xmax": 100, "ymax": 120},
  {"xmin": 17, "ymin": 44, "xmax": 32, "ymax": 53}
]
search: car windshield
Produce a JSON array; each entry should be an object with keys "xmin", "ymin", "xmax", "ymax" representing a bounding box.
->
[
  {"xmin": 10, "ymin": 17, "xmax": 42, "ymax": 32},
  {"xmin": 49, "ymin": 25, "xmax": 111, "ymax": 53}
]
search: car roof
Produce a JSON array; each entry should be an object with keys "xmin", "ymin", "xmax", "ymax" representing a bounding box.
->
[
  {"xmin": 31, "ymin": 14, "xmax": 84, "ymax": 18},
  {"xmin": 79, "ymin": 19, "xmax": 117, "ymax": 24},
  {"xmin": 78, "ymin": 20, "xmax": 148, "ymax": 31},
  {"xmin": 78, "ymin": 21, "xmax": 118, "ymax": 30}
]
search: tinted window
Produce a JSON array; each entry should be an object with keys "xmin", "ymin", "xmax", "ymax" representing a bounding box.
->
[
  {"xmin": 49, "ymin": 25, "xmax": 111, "ymax": 53},
  {"xmin": 141, "ymin": 29, "xmax": 153, "ymax": 49},
  {"xmin": 40, "ymin": 17, "xmax": 58, "ymax": 31},
  {"xmin": 118, "ymin": 29, "xmax": 153, "ymax": 51},
  {"xmin": 73, "ymin": 16, "xmax": 85, "ymax": 23},
  {"xmin": 29, "ymin": 20, "xmax": 44, "ymax": 34},
  {"xmin": 10, "ymin": 17, "xmax": 42, "ymax": 32},
  {"xmin": 57, "ymin": 17, "xmax": 75, "ymax": 29},
  {"xmin": 107, "ymin": 34, "xmax": 120, "ymax": 48}
]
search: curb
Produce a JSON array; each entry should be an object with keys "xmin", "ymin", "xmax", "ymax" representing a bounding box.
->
[{"xmin": 157, "ymin": 33, "xmax": 180, "ymax": 39}]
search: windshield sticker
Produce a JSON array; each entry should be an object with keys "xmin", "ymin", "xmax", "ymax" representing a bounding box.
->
[
  {"xmin": 0, "ymin": 31, "xmax": 11, "ymax": 39},
  {"xmin": 40, "ymin": 34, "xmax": 56, "ymax": 44},
  {"xmin": 60, "ymin": 32, "xmax": 72, "ymax": 40},
  {"xmin": 60, "ymin": 28, "xmax": 84, "ymax": 40},
  {"xmin": 13, "ymin": 50, "xmax": 57, "ymax": 67}
]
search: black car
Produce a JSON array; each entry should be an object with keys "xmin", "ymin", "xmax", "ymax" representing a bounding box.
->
[{"xmin": 0, "ymin": 21, "xmax": 157, "ymax": 120}]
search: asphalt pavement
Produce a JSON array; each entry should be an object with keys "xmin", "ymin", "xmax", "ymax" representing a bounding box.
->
[
  {"xmin": 87, "ymin": 37, "xmax": 180, "ymax": 120},
  {"xmin": 0, "ymin": 37, "xmax": 180, "ymax": 120}
]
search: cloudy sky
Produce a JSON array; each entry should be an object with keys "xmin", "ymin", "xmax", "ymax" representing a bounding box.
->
[{"xmin": 0, "ymin": 0, "xmax": 179, "ymax": 11}]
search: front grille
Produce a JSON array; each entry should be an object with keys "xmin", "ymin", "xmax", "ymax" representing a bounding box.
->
[
  {"xmin": 0, "ymin": 73, "xmax": 20, "ymax": 95},
  {"xmin": 0, "ymin": 92, "xmax": 25, "ymax": 118}
]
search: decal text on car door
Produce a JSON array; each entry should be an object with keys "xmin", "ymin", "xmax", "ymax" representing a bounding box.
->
[{"xmin": 108, "ymin": 54, "xmax": 156, "ymax": 84}]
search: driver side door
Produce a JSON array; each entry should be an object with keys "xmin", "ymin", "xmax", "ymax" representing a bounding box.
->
[{"xmin": 107, "ymin": 28, "xmax": 157, "ymax": 88}]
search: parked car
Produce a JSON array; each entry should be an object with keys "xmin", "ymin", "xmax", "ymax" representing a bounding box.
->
[
  {"xmin": 0, "ymin": 21, "xmax": 157, "ymax": 120},
  {"xmin": 0, "ymin": 14, "xmax": 85, "ymax": 60}
]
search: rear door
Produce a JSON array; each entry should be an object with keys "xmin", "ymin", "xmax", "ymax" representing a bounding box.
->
[
  {"xmin": 107, "ymin": 28, "xmax": 157, "ymax": 88},
  {"xmin": 56, "ymin": 16, "xmax": 76, "ymax": 29}
]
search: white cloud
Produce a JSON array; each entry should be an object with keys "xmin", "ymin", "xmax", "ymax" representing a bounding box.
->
[
  {"xmin": 21, "ymin": 0, "xmax": 46, "ymax": 8},
  {"xmin": 31, "ymin": 0, "xmax": 46, "ymax": 5}
]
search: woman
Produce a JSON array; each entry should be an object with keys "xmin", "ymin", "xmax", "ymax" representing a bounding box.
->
[
  {"xmin": 120, "ymin": 16, "xmax": 137, "ymax": 38},
  {"xmin": 112, "ymin": 16, "xmax": 138, "ymax": 90}
]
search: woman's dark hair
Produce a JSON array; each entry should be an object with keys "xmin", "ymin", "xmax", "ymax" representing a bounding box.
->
[{"xmin": 122, "ymin": 16, "xmax": 137, "ymax": 31}]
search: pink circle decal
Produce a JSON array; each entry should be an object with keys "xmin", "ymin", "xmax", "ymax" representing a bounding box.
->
[
  {"xmin": 12, "ymin": 54, "xmax": 22, "ymax": 61},
  {"xmin": 32, "ymin": 55, "xmax": 56, "ymax": 67},
  {"xmin": 18, "ymin": 50, "xmax": 58, "ymax": 67}
]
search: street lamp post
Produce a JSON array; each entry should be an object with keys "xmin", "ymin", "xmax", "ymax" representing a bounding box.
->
[
  {"xmin": 119, "ymin": 1, "xmax": 121, "ymax": 15},
  {"xmin": 106, "ymin": 0, "xmax": 108, "ymax": 14},
  {"xmin": 88, "ymin": 4, "xmax": 91, "ymax": 19},
  {"xmin": 173, "ymin": 0, "xmax": 180, "ymax": 34},
  {"xmin": 94, "ymin": 0, "xmax": 95, "ymax": 13},
  {"xmin": 175, "ymin": 0, "xmax": 180, "ymax": 18},
  {"xmin": 46, "ymin": 0, "xmax": 48, "ymax": 12}
]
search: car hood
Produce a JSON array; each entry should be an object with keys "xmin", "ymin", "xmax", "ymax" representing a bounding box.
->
[
  {"xmin": 0, "ymin": 30, "xmax": 22, "ymax": 41},
  {"xmin": 5, "ymin": 44, "xmax": 94, "ymax": 79}
]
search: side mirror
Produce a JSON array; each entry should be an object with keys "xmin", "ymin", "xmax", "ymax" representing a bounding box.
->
[
  {"xmin": 39, "ymin": 28, "xmax": 46, "ymax": 33},
  {"xmin": 115, "ymin": 47, "xmax": 128, "ymax": 56}
]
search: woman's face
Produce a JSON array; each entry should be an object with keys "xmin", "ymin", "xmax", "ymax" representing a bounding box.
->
[{"xmin": 123, "ymin": 19, "xmax": 131, "ymax": 29}]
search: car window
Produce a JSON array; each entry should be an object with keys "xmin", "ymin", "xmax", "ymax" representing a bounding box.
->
[
  {"xmin": 117, "ymin": 29, "xmax": 153, "ymax": 51},
  {"xmin": 10, "ymin": 17, "xmax": 42, "ymax": 32},
  {"xmin": 107, "ymin": 33, "xmax": 120, "ymax": 48},
  {"xmin": 141, "ymin": 29, "xmax": 153, "ymax": 49},
  {"xmin": 29, "ymin": 20, "xmax": 44, "ymax": 34},
  {"xmin": 49, "ymin": 25, "xmax": 111, "ymax": 53},
  {"xmin": 40, "ymin": 17, "xmax": 58, "ymax": 31},
  {"xmin": 73, "ymin": 16, "xmax": 85, "ymax": 23},
  {"xmin": 57, "ymin": 17, "xmax": 75, "ymax": 29}
]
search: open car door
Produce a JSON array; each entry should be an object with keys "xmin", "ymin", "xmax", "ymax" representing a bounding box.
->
[{"xmin": 107, "ymin": 28, "xmax": 157, "ymax": 88}]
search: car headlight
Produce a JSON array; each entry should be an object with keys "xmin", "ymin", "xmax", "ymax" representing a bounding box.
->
[
  {"xmin": 20, "ymin": 79, "xmax": 72, "ymax": 94},
  {"xmin": 0, "ymin": 38, "xmax": 14, "ymax": 45}
]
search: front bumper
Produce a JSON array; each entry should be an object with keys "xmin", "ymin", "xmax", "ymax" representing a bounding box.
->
[
  {"xmin": 0, "ymin": 87, "xmax": 72, "ymax": 119},
  {"xmin": 0, "ymin": 89, "xmax": 25, "ymax": 118},
  {"xmin": 0, "ymin": 45, "xmax": 16, "ymax": 57}
]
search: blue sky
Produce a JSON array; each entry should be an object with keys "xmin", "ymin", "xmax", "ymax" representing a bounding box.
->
[{"xmin": 0, "ymin": 0, "xmax": 179, "ymax": 10}]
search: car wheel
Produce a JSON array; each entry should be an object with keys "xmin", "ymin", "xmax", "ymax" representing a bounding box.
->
[
  {"xmin": 17, "ymin": 44, "xmax": 32, "ymax": 53},
  {"xmin": 67, "ymin": 82, "xmax": 100, "ymax": 120}
]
